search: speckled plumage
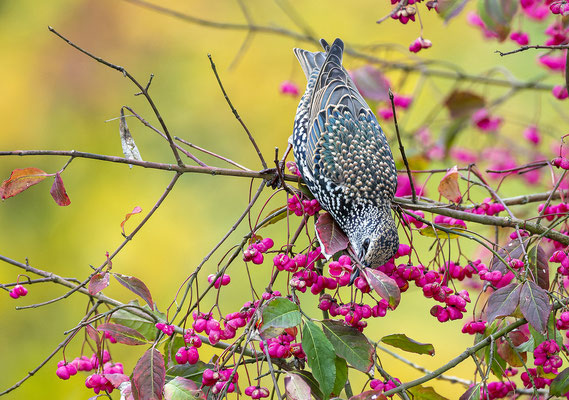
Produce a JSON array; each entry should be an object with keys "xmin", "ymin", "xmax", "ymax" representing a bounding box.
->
[{"xmin": 292, "ymin": 38, "xmax": 399, "ymax": 269}]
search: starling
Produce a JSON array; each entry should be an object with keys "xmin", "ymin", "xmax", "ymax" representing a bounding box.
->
[{"xmin": 291, "ymin": 38, "xmax": 399, "ymax": 272}]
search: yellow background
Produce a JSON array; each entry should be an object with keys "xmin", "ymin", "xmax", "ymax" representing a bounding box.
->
[{"xmin": 0, "ymin": 0, "xmax": 563, "ymax": 398}]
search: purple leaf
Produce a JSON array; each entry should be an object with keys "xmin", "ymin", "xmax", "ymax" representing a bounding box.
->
[
  {"xmin": 50, "ymin": 172, "xmax": 71, "ymax": 206},
  {"xmin": 89, "ymin": 272, "xmax": 110, "ymax": 295},
  {"xmin": 86, "ymin": 324, "xmax": 101, "ymax": 354},
  {"xmin": 363, "ymin": 268, "xmax": 400, "ymax": 309},
  {"xmin": 133, "ymin": 348, "xmax": 166, "ymax": 400},
  {"xmin": 314, "ymin": 212, "xmax": 349, "ymax": 259},
  {"xmin": 113, "ymin": 273, "xmax": 154, "ymax": 310},
  {"xmin": 98, "ymin": 323, "xmax": 148, "ymax": 346},
  {"xmin": 519, "ymin": 280, "xmax": 551, "ymax": 333},
  {"xmin": 486, "ymin": 283, "xmax": 522, "ymax": 324},
  {"xmin": 528, "ymin": 245, "xmax": 549, "ymax": 290}
]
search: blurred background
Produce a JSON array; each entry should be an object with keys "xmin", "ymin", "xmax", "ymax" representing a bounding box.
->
[{"xmin": 0, "ymin": 0, "xmax": 566, "ymax": 398}]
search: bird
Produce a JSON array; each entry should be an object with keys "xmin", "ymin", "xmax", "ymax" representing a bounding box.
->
[{"xmin": 291, "ymin": 38, "xmax": 399, "ymax": 276}]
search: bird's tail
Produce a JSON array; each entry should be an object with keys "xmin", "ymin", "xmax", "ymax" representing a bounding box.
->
[{"xmin": 293, "ymin": 47, "xmax": 326, "ymax": 79}]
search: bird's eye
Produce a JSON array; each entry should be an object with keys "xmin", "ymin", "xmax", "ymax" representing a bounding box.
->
[{"xmin": 362, "ymin": 238, "xmax": 370, "ymax": 254}]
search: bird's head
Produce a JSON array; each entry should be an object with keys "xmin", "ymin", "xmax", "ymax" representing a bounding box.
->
[{"xmin": 349, "ymin": 205, "xmax": 399, "ymax": 269}]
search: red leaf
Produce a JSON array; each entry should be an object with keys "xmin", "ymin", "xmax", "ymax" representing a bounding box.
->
[
  {"xmin": 363, "ymin": 269, "xmax": 401, "ymax": 309},
  {"xmin": 121, "ymin": 206, "xmax": 142, "ymax": 235},
  {"xmin": 528, "ymin": 245, "xmax": 550, "ymax": 290},
  {"xmin": 104, "ymin": 373, "xmax": 130, "ymax": 387},
  {"xmin": 497, "ymin": 330, "xmax": 529, "ymax": 367},
  {"xmin": 519, "ymin": 280, "xmax": 551, "ymax": 333},
  {"xmin": 89, "ymin": 272, "xmax": 110, "ymax": 295},
  {"xmin": 133, "ymin": 348, "xmax": 166, "ymax": 400},
  {"xmin": 438, "ymin": 165, "xmax": 462, "ymax": 203},
  {"xmin": 315, "ymin": 212, "xmax": 349, "ymax": 259},
  {"xmin": 113, "ymin": 273, "xmax": 154, "ymax": 310},
  {"xmin": 49, "ymin": 172, "xmax": 71, "ymax": 206},
  {"xmin": 86, "ymin": 324, "xmax": 102, "ymax": 354},
  {"xmin": 486, "ymin": 283, "xmax": 522, "ymax": 324},
  {"xmin": 98, "ymin": 323, "xmax": 148, "ymax": 346},
  {"xmin": 0, "ymin": 167, "xmax": 47, "ymax": 200},
  {"xmin": 284, "ymin": 374, "xmax": 312, "ymax": 400}
]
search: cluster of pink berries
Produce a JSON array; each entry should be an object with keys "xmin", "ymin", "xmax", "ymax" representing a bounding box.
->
[
  {"xmin": 243, "ymin": 237, "xmax": 274, "ymax": 265},
  {"xmin": 550, "ymin": 1, "xmax": 569, "ymax": 16},
  {"xmin": 466, "ymin": 198, "xmax": 505, "ymax": 216},
  {"xmin": 440, "ymin": 260, "xmax": 476, "ymax": 283},
  {"xmin": 56, "ymin": 361, "xmax": 78, "ymax": 380},
  {"xmin": 193, "ymin": 310, "xmax": 247, "ymax": 345},
  {"xmin": 538, "ymin": 202, "xmax": 569, "ymax": 220},
  {"xmin": 8, "ymin": 284, "xmax": 28, "ymax": 299},
  {"xmin": 207, "ymin": 273, "xmax": 231, "ymax": 289},
  {"xmin": 552, "ymin": 156, "xmax": 569, "ymax": 169},
  {"xmin": 57, "ymin": 350, "xmax": 113, "ymax": 380},
  {"xmin": 521, "ymin": 368, "xmax": 552, "ymax": 389},
  {"xmin": 477, "ymin": 263, "xmax": 515, "ymax": 289},
  {"xmin": 260, "ymin": 333, "xmax": 305, "ymax": 359},
  {"xmin": 244, "ymin": 385, "xmax": 270, "ymax": 399},
  {"xmin": 461, "ymin": 320, "xmax": 487, "ymax": 335},
  {"xmin": 471, "ymin": 108, "xmax": 502, "ymax": 132},
  {"xmin": 429, "ymin": 290, "xmax": 470, "ymax": 322},
  {"xmin": 175, "ymin": 331, "xmax": 202, "ymax": 364},
  {"xmin": 319, "ymin": 294, "xmax": 390, "ymax": 331},
  {"xmin": 549, "ymin": 250, "xmax": 569, "ymax": 275},
  {"xmin": 510, "ymin": 31, "xmax": 530, "ymax": 45},
  {"xmin": 287, "ymin": 195, "xmax": 321, "ymax": 216},
  {"xmin": 156, "ymin": 322, "xmax": 175, "ymax": 336},
  {"xmin": 202, "ymin": 368, "xmax": 238, "ymax": 395},
  {"xmin": 409, "ymin": 37, "xmax": 432, "ymax": 53},
  {"xmin": 478, "ymin": 381, "xmax": 516, "ymax": 400},
  {"xmin": 369, "ymin": 378, "xmax": 400, "ymax": 395},
  {"xmin": 556, "ymin": 311, "xmax": 569, "ymax": 331},
  {"xmin": 274, "ymin": 252, "xmax": 308, "ymax": 273},
  {"xmin": 534, "ymin": 340, "xmax": 563, "ymax": 374}
]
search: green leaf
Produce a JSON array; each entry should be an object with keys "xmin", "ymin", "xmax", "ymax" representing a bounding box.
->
[
  {"xmin": 163, "ymin": 376, "xmax": 205, "ymax": 400},
  {"xmin": 437, "ymin": 0, "xmax": 469, "ymax": 23},
  {"xmin": 519, "ymin": 280, "xmax": 551, "ymax": 333},
  {"xmin": 332, "ymin": 357, "xmax": 348, "ymax": 397},
  {"xmin": 302, "ymin": 320, "xmax": 337, "ymax": 399},
  {"xmin": 486, "ymin": 283, "xmax": 522, "ymax": 324},
  {"xmin": 290, "ymin": 370, "xmax": 324, "ymax": 400},
  {"xmin": 363, "ymin": 269, "xmax": 400, "ymax": 309},
  {"xmin": 550, "ymin": 367, "xmax": 569, "ymax": 396},
  {"xmin": 459, "ymin": 385, "xmax": 481, "ymax": 400},
  {"xmin": 165, "ymin": 362, "xmax": 210, "ymax": 384},
  {"xmin": 260, "ymin": 297, "xmax": 301, "ymax": 338},
  {"xmin": 408, "ymin": 385, "xmax": 449, "ymax": 400},
  {"xmin": 322, "ymin": 320, "xmax": 374, "ymax": 373},
  {"xmin": 485, "ymin": 340, "xmax": 507, "ymax": 380},
  {"xmin": 380, "ymin": 333, "xmax": 435, "ymax": 356},
  {"xmin": 111, "ymin": 301, "xmax": 165, "ymax": 341},
  {"xmin": 477, "ymin": 0, "xmax": 518, "ymax": 41}
]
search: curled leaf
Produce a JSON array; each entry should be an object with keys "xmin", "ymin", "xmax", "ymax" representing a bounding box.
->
[
  {"xmin": 89, "ymin": 272, "xmax": 110, "ymax": 295},
  {"xmin": 315, "ymin": 212, "xmax": 349, "ymax": 259},
  {"xmin": 120, "ymin": 108, "xmax": 143, "ymax": 168},
  {"xmin": 438, "ymin": 165, "xmax": 462, "ymax": 203},
  {"xmin": 363, "ymin": 269, "xmax": 400, "ymax": 309},
  {"xmin": 113, "ymin": 273, "xmax": 154, "ymax": 311},
  {"xmin": 284, "ymin": 373, "xmax": 312, "ymax": 400},
  {"xmin": 0, "ymin": 167, "xmax": 47, "ymax": 200},
  {"xmin": 381, "ymin": 333, "xmax": 435, "ymax": 356},
  {"xmin": 121, "ymin": 206, "xmax": 142, "ymax": 235},
  {"xmin": 50, "ymin": 172, "xmax": 71, "ymax": 206}
]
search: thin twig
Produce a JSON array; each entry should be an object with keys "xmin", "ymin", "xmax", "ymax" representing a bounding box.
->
[
  {"xmin": 389, "ymin": 89, "xmax": 416, "ymax": 203},
  {"xmin": 207, "ymin": 54, "xmax": 268, "ymax": 169},
  {"xmin": 48, "ymin": 26, "xmax": 184, "ymax": 167},
  {"xmin": 174, "ymin": 136, "xmax": 250, "ymax": 171},
  {"xmin": 496, "ymin": 44, "xmax": 569, "ymax": 57}
]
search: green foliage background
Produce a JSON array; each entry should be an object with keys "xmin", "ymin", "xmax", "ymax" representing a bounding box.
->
[{"xmin": 0, "ymin": 0, "xmax": 562, "ymax": 398}]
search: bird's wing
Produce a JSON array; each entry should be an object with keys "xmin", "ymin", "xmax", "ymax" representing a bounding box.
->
[{"xmin": 305, "ymin": 39, "xmax": 397, "ymax": 203}]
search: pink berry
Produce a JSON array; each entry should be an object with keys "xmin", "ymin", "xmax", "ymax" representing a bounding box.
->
[{"xmin": 14, "ymin": 284, "xmax": 28, "ymax": 297}]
